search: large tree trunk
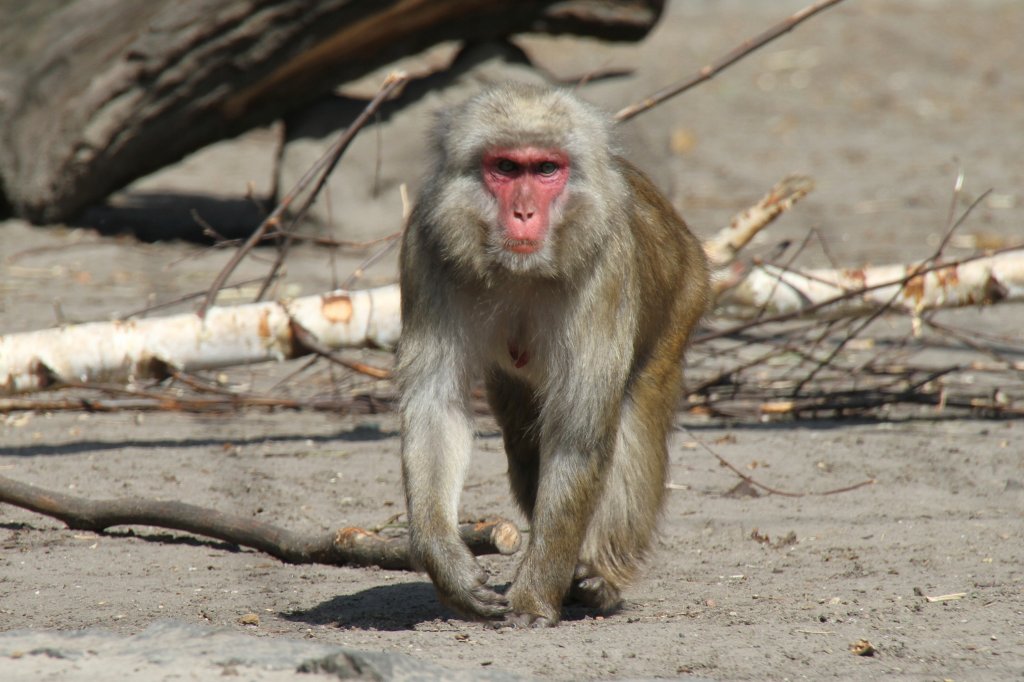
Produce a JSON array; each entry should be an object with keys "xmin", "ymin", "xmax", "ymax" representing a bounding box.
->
[{"xmin": 0, "ymin": 0, "xmax": 662, "ymax": 224}]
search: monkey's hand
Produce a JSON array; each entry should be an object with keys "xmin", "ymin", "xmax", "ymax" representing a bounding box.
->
[{"xmin": 418, "ymin": 540, "xmax": 510, "ymax": 621}]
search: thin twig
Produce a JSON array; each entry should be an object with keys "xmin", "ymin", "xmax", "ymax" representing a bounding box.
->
[
  {"xmin": 789, "ymin": 185, "xmax": 993, "ymax": 394},
  {"xmin": 699, "ymin": 242, "xmax": 1024, "ymax": 343},
  {"xmin": 199, "ymin": 72, "xmax": 408, "ymax": 317},
  {"xmin": 253, "ymin": 73, "xmax": 409, "ymax": 303},
  {"xmin": 0, "ymin": 392, "xmax": 394, "ymax": 415},
  {"xmin": 686, "ymin": 433, "xmax": 876, "ymax": 497},
  {"xmin": 291, "ymin": 321, "xmax": 392, "ymax": 380},
  {"xmin": 121, "ymin": 276, "xmax": 275, "ymax": 319},
  {"xmin": 614, "ymin": 0, "xmax": 849, "ymax": 122}
]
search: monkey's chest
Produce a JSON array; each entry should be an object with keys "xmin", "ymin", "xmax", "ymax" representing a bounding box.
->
[
  {"xmin": 486, "ymin": 320, "xmax": 540, "ymax": 375},
  {"xmin": 475, "ymin": 295, "xmax": 563, "ymax": 377}
]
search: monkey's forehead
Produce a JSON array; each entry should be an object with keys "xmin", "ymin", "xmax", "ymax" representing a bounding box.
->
[{"xmin": 441, "ymin": 83, "xmax": 614, "ymax": 166}]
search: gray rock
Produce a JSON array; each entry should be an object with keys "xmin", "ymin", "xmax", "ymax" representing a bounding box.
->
[{"xmin": 0, "ymin": 620, "xmax": 530, "ymax": 682}]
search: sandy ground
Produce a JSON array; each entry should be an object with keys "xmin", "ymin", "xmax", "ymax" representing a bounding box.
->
[{"xmin": 2, "ymin": 1, "xmax": 1023, "ymax": 680}]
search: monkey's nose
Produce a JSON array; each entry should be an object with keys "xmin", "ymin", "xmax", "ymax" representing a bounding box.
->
[{"xmin": 513, "ymin": 209, "xmax": 535, "ymax": 222}]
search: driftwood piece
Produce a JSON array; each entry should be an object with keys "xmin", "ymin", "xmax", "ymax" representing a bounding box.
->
[
  {"xmin": 0, "ymin": 0, "xmax": 663, "ymax": 224},
  {"xmin": 0, "ymin": 474, "xmax": 521, "ymax": 569}
]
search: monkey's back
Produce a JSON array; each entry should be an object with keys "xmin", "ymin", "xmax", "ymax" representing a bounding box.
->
[{"xmin": 615, "ymin": 157, "xmax": 710, "ymax": 379}]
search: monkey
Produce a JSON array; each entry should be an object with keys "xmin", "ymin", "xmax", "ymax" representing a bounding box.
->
[{"xmin": 397, "ymin": 82, "xmax": 709, "ymax": 627}]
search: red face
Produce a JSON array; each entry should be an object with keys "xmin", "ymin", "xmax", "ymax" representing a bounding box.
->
[{"xmin": 482, "ymin": 147, "xmax": 570, "ymax": 255}]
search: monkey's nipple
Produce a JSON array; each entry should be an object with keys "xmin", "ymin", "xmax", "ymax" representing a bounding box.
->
[{"xmin": 508, "ymin": 342, "xmax": 530, "ymax": 369}]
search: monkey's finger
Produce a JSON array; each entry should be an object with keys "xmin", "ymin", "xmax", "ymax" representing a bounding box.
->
[
  {"xmin": 496, "ymin": 611, "xmax": 556, "ymax": 629},
  {"xmin": 468, "ymin": 585, "xmax": 512, "ymax": 618},
  {"xmin": 440, "ymin": 584, "xmax": 510, "ymax": 621}
]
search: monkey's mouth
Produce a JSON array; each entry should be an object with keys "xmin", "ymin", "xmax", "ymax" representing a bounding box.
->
[{"xmin": 504, "ymin": 239, "xmax": 541, "ymax": 255}]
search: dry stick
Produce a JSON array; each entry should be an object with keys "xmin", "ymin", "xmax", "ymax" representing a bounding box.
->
[
  {"xmin": 688, "ymin": 318, "xmax": 832, "ymax": 399},
  {"xmin": 921, "ymin": 316, "xmax": 1024, "ymax": 372},
  {"xmin": 122, "ymin": 275, "xmax": 276, "ymax": 319},
  {"xmin": 749, "ymin": 344, "xmax": 936, "ymax": 416},
  {"xmin": 789, "ymin": 187, "xmax": 992, "ymax": 395},
  {"xmin": 766, "ymin": 366, "xmax": 966, "ymax": 418},
  {"xmin": 705, "ymin": 175, "xmax": 815, "ymax": 269},
  {"xmin": 744, "ymin": 229, "xmax": 818, "ymax": 323},
  {"xmin": 199, "ymin": 72, "xmax": 408, "ymax": 317},
  {"xmin": 258, "ymin": 230, "xmax": 400, "ymax": 249},
  {"xmin": 697, "ymin": 241, "xmax": 1024, "ymax": 344},
  {"xmin": 270, "ymin": 354, "xmax": 324, "ymax": 393},
  {"xmin": 166, "ymin": 369, "xmax": 267, "ymax": 399},
  {"xmin": 198, "ymin": 228, "xmax": 398, "ymax": 251},
  {"xmin": 614, "ymin": 0, "xmax": 849, "ymax": 123},
  {"xmin": 340, "ymin": 233, "xmax": 403, "ymax": 290},
  {"xmin": 254, "ymin": 74, "xmax": 408, "ymax": 303},
  {"xmin": 291, "ymin": 321, "xmax": 392, "ymax": 380},
  {"xmin": 339, "ymin": 186, "xmax": 409, "ymax": 290},
  {"xmin": 0, "ymin": 394, "xmax": 386, "ymax": 414},
  {"xmin": 689, "ymin": 346, "xmax": 789, "ymax": 395},
  {"xmin": 0, "ymin": 475, "xmax": 519, "ymax": 569},
  {"xmin": 686, "ymin": 435, "xmax": 875, "ymax": 497},
  {"xmin": 811, "ymin": 226, "xmax": 843, "ymax": 273}
]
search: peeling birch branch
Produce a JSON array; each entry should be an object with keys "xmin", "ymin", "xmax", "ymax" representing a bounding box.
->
[
  {"xmin": 715, "ymin": 250, "xmax": 1024, "ymax": 319},
  {"xmin": 1, "ymin": 175, "xmax": 812, "ymax": 396},
  {"xmin": 4, "ymin": 174, "xmax": 1023, "ymax": 399},
  {"xmin": 0, "ymin": 288, "xmax": 400, "ymax": 395},
  {"xmin": 704, "ymin": 174, "xmax": 815, "ymax": 267},
  {"xmin": 5, "ymin": 249, "xmax": 1023, "ymax": 396}
]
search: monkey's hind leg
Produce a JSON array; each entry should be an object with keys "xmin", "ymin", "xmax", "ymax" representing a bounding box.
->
[
  {"xmin": 573, "ymin": 403, "xmax": 670, "ymax": 612},
  {"xmin": 485, "ymin": 370, "xmax": 542, "ymax": 521}
]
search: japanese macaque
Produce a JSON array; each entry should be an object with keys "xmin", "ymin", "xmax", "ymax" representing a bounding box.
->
[{"xmin": 397, "ymin": 83, "xmax": 709, "ymax": 626}]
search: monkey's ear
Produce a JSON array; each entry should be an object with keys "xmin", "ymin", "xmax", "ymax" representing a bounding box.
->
[
  {"xmin": 426, "ymin": 108, "xmax": 455, "ymax": 169},
  {"xmin": 431, "ymin": 107, "xmax": 453, "ymax": 138}
]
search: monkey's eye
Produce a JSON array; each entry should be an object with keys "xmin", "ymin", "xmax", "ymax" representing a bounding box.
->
[
  {"xmin": 537, "ymin": 161, "xmax": 560, "ymax": 175},
  {"xmin": 495, "ymin": 159, "xmax": 519, "ymax": 173}
]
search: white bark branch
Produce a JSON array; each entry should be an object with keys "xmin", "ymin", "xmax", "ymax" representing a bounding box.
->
[
  {"xmin": 715, "ymin": 250, "xmax": 1024, "ymax": 319},
  {"xmin": 3, "ymin": 173, "xmax": 1022, "ymax": 396},
  {"xmin": 0, "ymin": 288, "xmax": 400, "ymax": 394},
  {"xmin": 703, "ymin": 174, "xmax": 815, "ymax": 267}
]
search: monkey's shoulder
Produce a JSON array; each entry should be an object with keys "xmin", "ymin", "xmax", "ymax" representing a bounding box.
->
[
  {"xmin": 613, "ymin": 157, "xmax": 685, "ymax": 225},
  {"xmin": 612, "ymin": 157, "xmax": 699, "ymax": 251}
]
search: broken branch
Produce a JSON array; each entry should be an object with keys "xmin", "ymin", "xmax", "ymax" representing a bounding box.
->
[
  {"xmin": 0, "ymin": 474, "xmax": 520, "ymax": 569},
  {"xmin": 614, "ymin": 0, "xmax": 849, "ymax": 122},
  {"xmin": 199, "ymin": 72, "xmax": 408, "ymax": 317}
]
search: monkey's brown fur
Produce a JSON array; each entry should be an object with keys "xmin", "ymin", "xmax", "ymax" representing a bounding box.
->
[{"xmin": 398, "ymin": 83, "xmax": 709, "ymax": 626}]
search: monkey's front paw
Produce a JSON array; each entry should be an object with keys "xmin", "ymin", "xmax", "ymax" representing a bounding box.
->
[
  {"xmin": 440, "ymin": 586, "xmax": 510, "ymax": 621},
  {"xmin": 436, "ymin": 570, "xmax": 510, "ymax": 621},
  {"xmin": 417, "ymin": 540, "xmax": 510, "ymax": 621}
]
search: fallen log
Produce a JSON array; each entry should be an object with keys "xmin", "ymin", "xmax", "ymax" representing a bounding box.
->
[
  {"xmin": 0, "ymin": 287, "xmax": 401, "ymax": 395},
  {"xmin": 715, "ymin": 249, "xmax": 1024, "ymax": 320},
  {"xmin": 6, "ymin": 169, "xmax": 1022, "ymax": 397},
  {"xmin": 0, "ymin": 0, "xmax": 663, "ymax": 224},
  {"xmin": 7, "ymin": 248, "xmax": 1022, "ymax": 396}
]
